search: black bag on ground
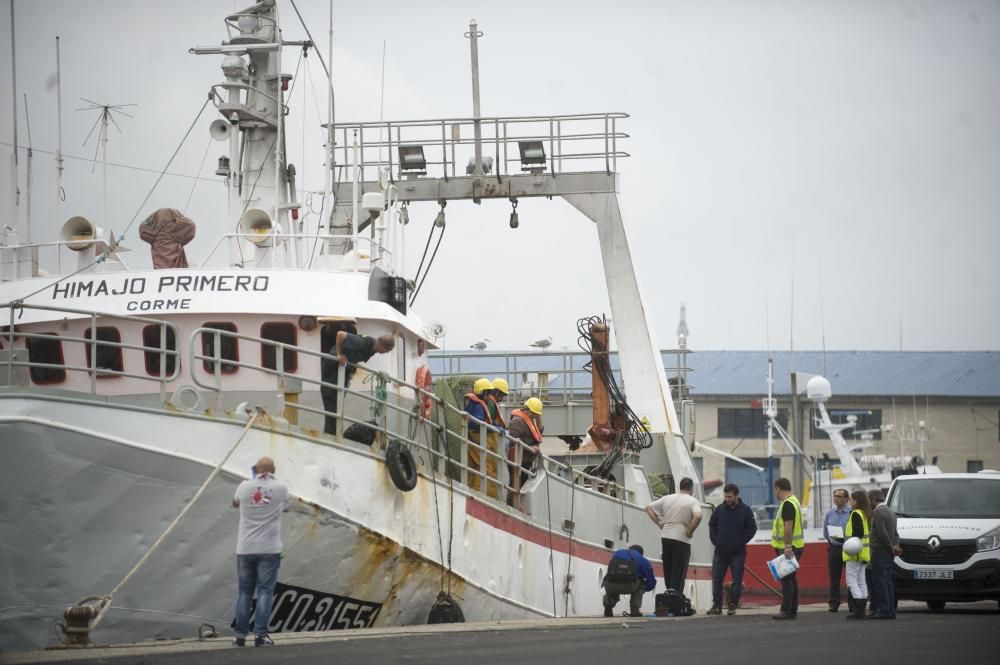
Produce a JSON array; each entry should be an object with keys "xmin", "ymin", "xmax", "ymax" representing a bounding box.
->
[{"xmin": 655, "ymin": 589, "xmax": 694, "ymax": 616}]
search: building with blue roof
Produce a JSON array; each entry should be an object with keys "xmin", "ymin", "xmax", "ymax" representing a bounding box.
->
[{"xmin": 431, "ymin": 349, "xmax": 1000, "ymax": 505}]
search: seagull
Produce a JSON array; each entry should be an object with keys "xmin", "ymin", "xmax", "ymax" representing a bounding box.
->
[
  {"xmin": 470, "ymin": 338, "xmax": 490, "ymax": 351},
  {"xmin": 530, "ymin": 335, "xmax": 553, "ymax": 351}
]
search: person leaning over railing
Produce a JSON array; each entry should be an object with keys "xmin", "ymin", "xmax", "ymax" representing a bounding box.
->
[
  {"xmin": 321, "ymin": 331, "xmax": 395, "ymax": 435},
  {"xmin": 505, "ymin": 398, "xmax": 544, "ymax": 510}
]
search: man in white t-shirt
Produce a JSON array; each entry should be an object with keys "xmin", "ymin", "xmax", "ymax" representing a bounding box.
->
[
  {"xmin": 644, "ymin": 477, "xmax": 703, "ymax": 592},
  {"xmin": 232, "ymin": 456, "xmax": 288, "ymax": 647}
]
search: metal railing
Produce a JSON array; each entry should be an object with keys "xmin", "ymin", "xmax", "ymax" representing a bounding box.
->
[
  {"xmin": 0, "ymin": 238, "xmax": 131, "ymax": 282},
  {"xmin": 186, "ymin": 326, "xmax": 635, "ymax": 505},
  {"xmin": 332, "ymin": 112, "xmax": 630, "ymax": 185},
  {"xmin": 196, "ymin": 232, "xmax": 393, "ymax": 272},
  {"xmin": 0, "ymin": 303, "xmax": 181, "ymax": 401},
  {"xmin": 429, "ymin": 348, "xmax": 696, "ymax": 405},
  {"xmin": 431, "ymin": 350, "xmax": 600, "ymax": 407}
]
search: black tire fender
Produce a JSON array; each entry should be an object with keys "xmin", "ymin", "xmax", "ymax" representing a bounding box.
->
[{"xmin": 386, "ymin": 439, "xmax": 418, "ymax": 492}]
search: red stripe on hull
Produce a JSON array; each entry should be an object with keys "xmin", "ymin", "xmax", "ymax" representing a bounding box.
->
[
  {"xmin": 737, "ymin": 542, "xmax": 839, "ymax": 605},
  {"xmin": 464, "ymin": 498, "xmax": 712, "ymax": 581}
]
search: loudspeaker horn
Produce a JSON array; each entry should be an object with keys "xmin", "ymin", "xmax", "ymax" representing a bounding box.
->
[
  {"xmin": 61, "ymin": 216, "xmax": 99, "ymax": 251},
  {"xmin": 239, "ymin": 208, "xmax": 275, "ymax": 246},
  {"xmin": 210, "ymin": 119, "xmax": 232, "ymax": 141}
]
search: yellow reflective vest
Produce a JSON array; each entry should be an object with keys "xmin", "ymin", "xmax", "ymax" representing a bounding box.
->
[
  {"xmin": 842, "ymin": 509, "xmax": 871, "ymax": 563},
  {"xmin": 771, "ymin": 494, "xmax": 805, "ymax": 549}
]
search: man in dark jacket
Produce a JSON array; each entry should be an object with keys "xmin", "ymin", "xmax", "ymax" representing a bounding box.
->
[
  {"xmin": 868, "ymin": 489, "xmax": 902, "ymax": 619},
  {"xmin": 707, "ymin": 483, "xmax": 757, "ymax": 615},
  {"xmin": 602, "ymin": 544, "xmax": 657, "ymax": 617}
]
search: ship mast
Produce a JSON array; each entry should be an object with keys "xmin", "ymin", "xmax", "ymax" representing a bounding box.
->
[{"xmin": 191, "ymin": 0, "xmax": 306, "ymax": 268}]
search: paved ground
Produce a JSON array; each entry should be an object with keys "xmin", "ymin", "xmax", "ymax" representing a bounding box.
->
[{"xmin": 4, "ymin": 602, "xmax": 996, "ymax": 665}]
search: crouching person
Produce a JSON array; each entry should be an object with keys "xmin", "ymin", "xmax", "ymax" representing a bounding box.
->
[{"xmin": 602, "ymin": 544, "xmax": 657, "ymax": 617}]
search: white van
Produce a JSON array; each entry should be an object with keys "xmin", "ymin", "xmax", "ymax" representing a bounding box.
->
[{"xmin": 886, "ymin": 471, "xmax": 1000, "ymax": 611}]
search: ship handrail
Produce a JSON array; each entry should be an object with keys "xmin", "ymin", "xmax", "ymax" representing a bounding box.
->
[
  {"xmin": 0, "ymin": 302, "xmax": 181, "ymax": 401},
  {"xmin": 185, "ymin": 326, "xmax": 635, "ymax": 504},
  {"xmin": 333, "ymin": 111, "xmax": 630, "ymax": 129},
  {"xmin": 185, "ymin": 325, "xmax": 540, "ymax": 499},
  {"xmin": 332, "ymin": 111, "xmax": 629, "ymax": 185},
  {"xmin": 223, "ymin": 10, "xmax": 277, "ymax": 38},
  {"xmin": 0, "ymin": 237, "xmax": 129, "ymax": 278},
  {"xmin": 196, "ymin": 232, "xmax": 392, "ymax": 271}
]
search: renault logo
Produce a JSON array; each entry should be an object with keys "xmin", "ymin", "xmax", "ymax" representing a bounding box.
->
[{"xmin": 927, "ymin": 535, "xmax": 942, "ymax": 552}]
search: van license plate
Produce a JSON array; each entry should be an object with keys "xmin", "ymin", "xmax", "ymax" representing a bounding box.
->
[{"xmin": 914, "ymin": 570, "xmax": 954, "ymax": 579}]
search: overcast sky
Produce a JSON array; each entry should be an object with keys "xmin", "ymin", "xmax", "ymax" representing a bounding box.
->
[{"xmin": 1, "ymin": 0, "xmax": 998, "ymax": 353}]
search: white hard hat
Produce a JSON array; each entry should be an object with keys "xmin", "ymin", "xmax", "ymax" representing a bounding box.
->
[{"xmin": 843, "ymin": 537, "xmax": 863, "ymax": 556}]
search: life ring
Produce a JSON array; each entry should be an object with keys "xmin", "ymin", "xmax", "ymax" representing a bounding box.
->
[
  {"xmin": 415, "ymin": 366, "xmax": 433, "ymax": 419},
  {"xmin": 386, "ymin": 439, "xmax": 418, "ymax": 492}
]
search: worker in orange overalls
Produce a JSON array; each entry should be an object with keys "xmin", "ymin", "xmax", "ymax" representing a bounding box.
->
[
  {"xmin": 506, "ymin": 397, "xmax": 543, "ymax": 509},
  {"xmin": 463, "ymin": 378, "xmax": 494, "ymax": 495}
]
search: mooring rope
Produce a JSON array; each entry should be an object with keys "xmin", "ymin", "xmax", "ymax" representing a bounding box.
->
[{"xmin": 71, "ymin": 409, "xmax": 261, "ymax": 634}]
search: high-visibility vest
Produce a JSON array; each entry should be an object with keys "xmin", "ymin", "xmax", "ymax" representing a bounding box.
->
[
  {"xmin": 771, "ymin": 494, "xmax": 805, "ymax": 549},
  {"xmin": 508, "ymin": 409, "xmax": 542, "ymax": 463},
  {"xmin": 842, "ymin": 509, "xmax": 871, "ymax": 563},
  {"xmin": 463, "ymin": 393, "xmax": 493, "ymax": 426},
  {"xmin": 486, "ymin": 395, "xmax": 506, "ymax": 428},
  {"xmin": 510, "ymin": 409, "xmax": 542, "ymax": 443}
]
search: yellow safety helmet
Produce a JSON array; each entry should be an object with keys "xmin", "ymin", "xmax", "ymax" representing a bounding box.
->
[
  {"xmin": 492, "ymin": 378, "xmax": 509, "ymax": 395},
  {"xmin": 473, "ymin": 378, "xmax": 494, "ymax": 395},
  {"xmin": 524, "ymin": 397, "xmax": 543, "ymax": 415}
]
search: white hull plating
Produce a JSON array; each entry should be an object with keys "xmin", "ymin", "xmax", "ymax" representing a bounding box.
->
[{"xmin": 0, "ymin": 395, "xmax": 710, "ymax": 651}]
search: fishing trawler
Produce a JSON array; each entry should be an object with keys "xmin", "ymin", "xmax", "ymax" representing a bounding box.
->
[{"xmin": 0, "ymin": 0, "xmax": 709, "ymax": 651}]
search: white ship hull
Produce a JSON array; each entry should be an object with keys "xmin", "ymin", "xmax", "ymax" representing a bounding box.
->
[{"xmin": 0, "ymin": 394, "xmax": 710, "ymax": 650}]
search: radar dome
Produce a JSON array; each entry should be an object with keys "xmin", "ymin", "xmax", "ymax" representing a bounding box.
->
[{"xmin": 805, "ymin": 376, "xmax": 832, "ymax": 402}]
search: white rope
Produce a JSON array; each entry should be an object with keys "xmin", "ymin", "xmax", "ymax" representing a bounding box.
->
[{"xmin": 87, "ymin": 410, "xmax": 261, "ymax": 630}]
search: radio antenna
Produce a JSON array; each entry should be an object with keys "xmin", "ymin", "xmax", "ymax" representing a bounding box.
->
[{"xmin": 77, "ymin": 98, "xmax": 136, "ymax": 226}]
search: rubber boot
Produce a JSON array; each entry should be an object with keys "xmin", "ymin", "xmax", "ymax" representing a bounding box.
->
[{"xmin": 846, "ymin": 598, "xmax": 867, "ymax": 620}]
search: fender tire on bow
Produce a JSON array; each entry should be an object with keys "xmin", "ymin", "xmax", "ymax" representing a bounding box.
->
[{"xmin": 386, "ymin": 439, "xmax": 418, "ymax": 492}]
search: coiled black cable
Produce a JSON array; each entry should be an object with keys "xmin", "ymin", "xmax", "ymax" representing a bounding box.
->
[{"xmin": 576, "ymin": 315, "xmax": 652, "ymax": 478}]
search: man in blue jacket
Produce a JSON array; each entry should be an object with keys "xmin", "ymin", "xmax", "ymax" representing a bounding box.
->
[
  {"xmin": 707, "ymin": 483, "xmax": 757, "ymax": 615},
  {"xmin": 602, "ymin": 544, "xmax": 657, "ymax": 617}
]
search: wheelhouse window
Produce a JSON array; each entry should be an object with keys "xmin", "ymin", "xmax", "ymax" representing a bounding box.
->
[
  {"xmin": 143, "ymin": 325, "xmax": 177, "ymax": 376},
  {"xmin": 27, "ymin": 333, "xmax": 66, "ymax": 384},
  {"xmin": 202, "ymin": 322, "xmax": 239, "ymax": 374},
  {"xmin": 717, "ymin": 407, "xmax": 788, "ymax": 439},
  {"xmin": 260, "ymin": 322, "xmax": 297, "ymax": 372},
  {"xmin": 84, "ymin": 327, "xmax": 124, "ymax": 376}
]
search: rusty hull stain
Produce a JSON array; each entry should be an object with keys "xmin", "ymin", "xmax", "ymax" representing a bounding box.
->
[{"xmin": 290, "ymin": 489, "xmax": 467, "ymax": 626}]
